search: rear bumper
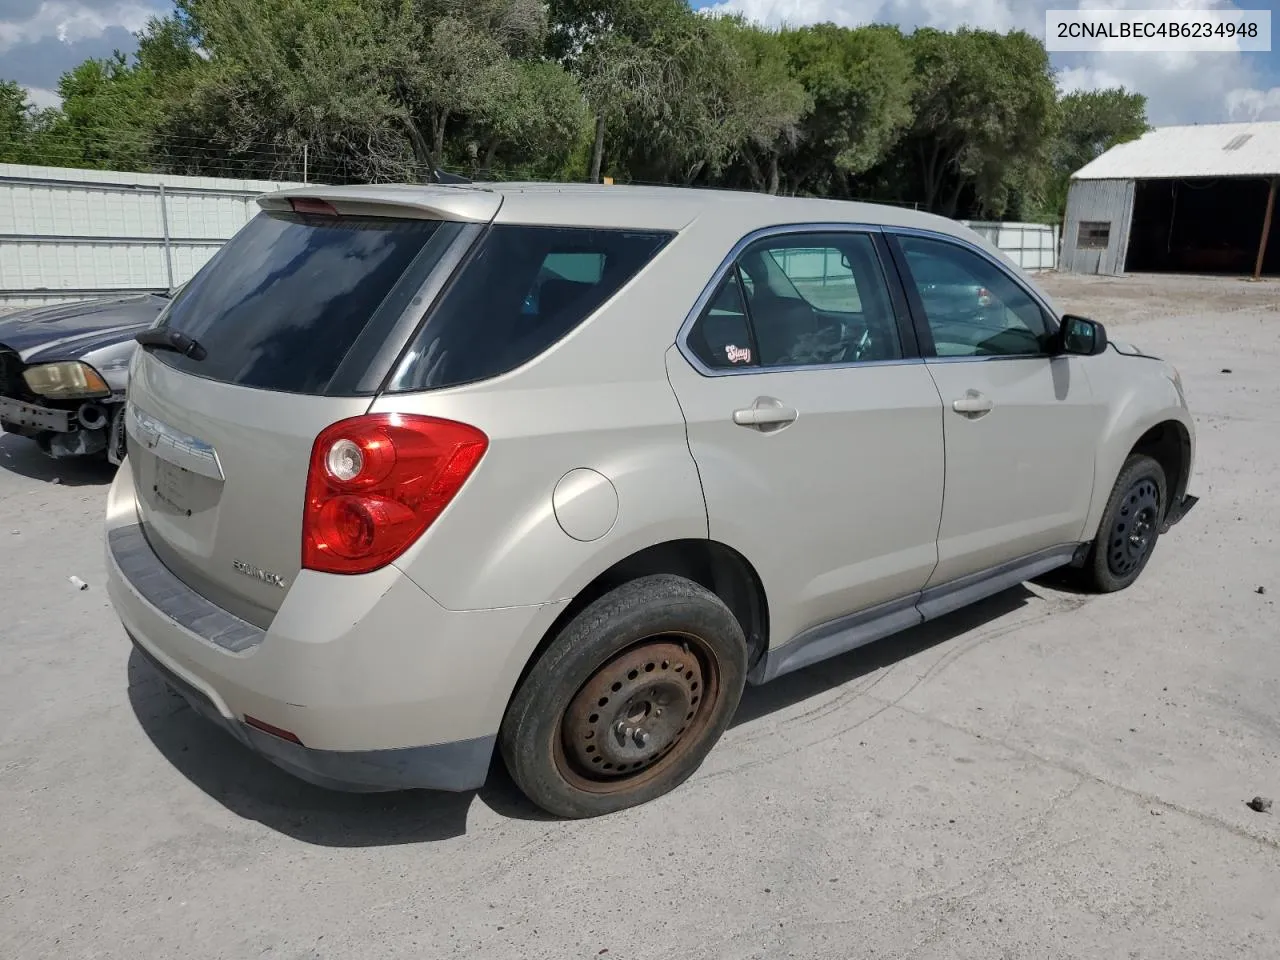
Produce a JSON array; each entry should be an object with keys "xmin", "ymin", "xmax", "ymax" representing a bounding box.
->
[
  {"xmin": 105, "ymin": 460, "xmax": 566, "ymax": 793},
  {"xmin": 129, "ymin": 635, "xmax": 495, "ymax": 792}
]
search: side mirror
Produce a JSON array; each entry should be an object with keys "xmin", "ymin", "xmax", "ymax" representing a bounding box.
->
[{"xmin": 1058, "ymin": 314, "xmax": 1108, "ymax": 356}]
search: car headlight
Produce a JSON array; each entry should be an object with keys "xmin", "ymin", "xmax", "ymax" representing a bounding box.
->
[{"xmin": 22, "ymin": 361, "xmax": 111, "ymax": 399}]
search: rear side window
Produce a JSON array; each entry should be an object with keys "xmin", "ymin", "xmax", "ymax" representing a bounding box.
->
[
  {"xmin": 154, "ymin": 212, "xmax": 448, "ymax": 394},
  {"xmin": 687, "ymin": 271, "xmax": 757, "ymax": 369},
  {"xmin": 387, "ymin": 225, "xmax": 671, "ymax": 392}
]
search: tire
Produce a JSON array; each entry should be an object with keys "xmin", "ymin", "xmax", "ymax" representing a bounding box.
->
[
  {"xmin": 1081, "ymin": 454, "xmax": 1168, "ymax": 593},
  {"xmin": 499, "ymin": 574, "xmax": 748, "ymax": 819}
]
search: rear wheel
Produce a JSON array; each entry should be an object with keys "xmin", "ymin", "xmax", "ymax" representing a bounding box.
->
[
  {"xmin": 499, "ymin": 575, "xmax": 747, "ymax": 819},
  {"xmin": 1081, "ymin": 454, "xmax": 1167, "ymax": 593}
]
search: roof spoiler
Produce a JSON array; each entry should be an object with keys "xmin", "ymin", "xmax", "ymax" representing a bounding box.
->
[{"xmin": 260, "ymin": 180, "xmax": 500, "ymax": 222}]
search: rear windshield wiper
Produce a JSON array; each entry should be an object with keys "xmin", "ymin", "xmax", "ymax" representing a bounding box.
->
[{"xmin": 135, "ymin": 328, "xmax": 207, "ymax": 361}]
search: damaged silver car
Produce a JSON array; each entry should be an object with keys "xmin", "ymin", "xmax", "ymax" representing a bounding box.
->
[{"xmin": 0, "ymin": 290, "xmax": 173, "ymax": 462}]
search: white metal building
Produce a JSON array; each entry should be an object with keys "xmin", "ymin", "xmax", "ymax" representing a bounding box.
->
[
  {"xmin": 0, "ymin": 165, "xmax": 1060, "ymax": 312},
  {"xmin": 1061, "ymin": 121, "xmax": 1280, "ymax": 277},
  {"xmin": 0, "ymin": 164, "xmax": 306, "ymax": 309}
]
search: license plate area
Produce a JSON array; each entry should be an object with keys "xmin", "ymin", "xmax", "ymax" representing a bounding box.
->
[{"xmin": 153, "ymin": 459, "xmax": 196, "ymax": 517}]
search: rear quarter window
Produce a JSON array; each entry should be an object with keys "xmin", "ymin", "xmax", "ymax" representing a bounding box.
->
[
  {"xmin": 153, "ymin": 212, "xmax": 450, "ymax": 394},
  {"xmin": 386, "ymin": 225, "xmax": 671, "ymax": 392}
]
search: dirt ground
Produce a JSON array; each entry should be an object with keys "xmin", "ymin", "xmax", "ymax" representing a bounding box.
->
[{"xmin": 2, "ymin": 272, "xmax": 1279, "ymax": 959}]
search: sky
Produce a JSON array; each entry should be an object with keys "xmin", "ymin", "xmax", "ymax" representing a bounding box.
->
[{"xmin": 1, "ymin": 0, "xmax": 1278, "ymax": 124}]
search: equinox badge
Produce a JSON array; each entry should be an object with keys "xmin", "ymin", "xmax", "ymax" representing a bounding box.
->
[{"xmin": 233, "ymin": 560, "xmax": 287, "ymax": 589}]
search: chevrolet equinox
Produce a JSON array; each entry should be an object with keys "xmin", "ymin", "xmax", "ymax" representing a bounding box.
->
[{"xmin": 106, "ymin": 183, "xmax": 1197, "ymax": 818}]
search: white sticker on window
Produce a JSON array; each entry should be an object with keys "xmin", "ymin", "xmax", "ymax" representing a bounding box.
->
[{"xmin": 725, "ymin": 344, "xmax": 752, "ymax": 364}]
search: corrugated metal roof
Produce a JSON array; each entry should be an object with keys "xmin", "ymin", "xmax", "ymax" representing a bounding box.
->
[{"xmin": 1072, "ymin": 121, "xmax": 1280, "ymax": 181}]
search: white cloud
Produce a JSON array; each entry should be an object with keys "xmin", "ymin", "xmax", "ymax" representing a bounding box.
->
[
  {"xmin": 0, "ymin": 1, "xmax": 159, "ymax": 54},
  {"xmin": 1225, "ymin": 87, "xmax": 1280, "ymax": 121},
  {"xmin": 700, "ymin": 0, "xmax": 1276, "ymax": 126},
  {"xmin": 702, "ymin": 0, "xmax": 1034, "ymax": 32},
  {"xmin": 23, "ymin": 85, "xmax": 63, "ymax": 109}
]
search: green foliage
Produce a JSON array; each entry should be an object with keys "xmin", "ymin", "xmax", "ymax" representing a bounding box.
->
[
  {"xmin": 470, "ymin": 58, "xmax": 588, "ymax": 176},
  {"xmin": 782, "ymin": 24, "xmax": 913, "ymax": 194},
  {"xmin": 1043, "ymin": 88, "xmax": 1150, "ymax": 217},
  {"xmin": 0, "ymin": 81, "xmax": 40, "ymax": 164},
  {"xmin": 0, "ymin": 3, "xmax": 1148, "ymax": 222},
  {"xmin": 879, "ymin": 28, "xmax": 1058, "ymax": 218}
]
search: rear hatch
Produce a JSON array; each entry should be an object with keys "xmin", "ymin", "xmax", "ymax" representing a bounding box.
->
[{"xmin": 125, "ymin": 193, "xmax": 491, "ymax": 626}]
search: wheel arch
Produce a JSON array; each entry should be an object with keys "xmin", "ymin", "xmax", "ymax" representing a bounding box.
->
[
  {"xmin": 501, "ymin": 538, "xmax": 770, "ymax": 722},
  {"xmin": 1085, "ymin": 413, "xmax": 1193, "ymax": 542},
  {"xmin": 1129, "ymin": 419, "xmax": 1192, "ymax": 508}
]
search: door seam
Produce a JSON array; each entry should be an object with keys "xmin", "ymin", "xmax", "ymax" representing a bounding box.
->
[
  {"xmin": 921, "ymin": 363, "xmax": 948, "ymax": 593},
  {"xmin": 663, "ymin": 346, "xmax": 711, "ymax": 538}
]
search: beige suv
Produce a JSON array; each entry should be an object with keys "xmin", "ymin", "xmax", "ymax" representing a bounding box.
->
[{"xmin": 105, "ymin": 183, "xmax": 1196, "ymax": 818}]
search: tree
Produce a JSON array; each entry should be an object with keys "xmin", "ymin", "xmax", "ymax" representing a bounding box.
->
[
  {"xmin": 1045, "ymin": 88, "xmax": 1148, "ymax": 216},
  {"xmin": 781, "ymin": 24, "xmax": 914, "ymax": 196},
  {"xmin": 0, "ymin": 2, "xmax": 1093, "ymax": 218},
  {"xmin": 470, "ymin": 59, "xmax": 588, "ymax": 177},
  {"xmin": 0, "ymin": 81, "xmax": 40, "ymax": 164},
  {"xmin": 43, "ymin": 54, "xmax": 163, "ymax": 171},
  {"xmin": 888, "ymin": 28, "xmax": 1057, "ymax": 217},
  {"xmin": 160, "ymin": 0, "xmax": 411, "ymax": 179},
  {"xmin": 705, "ymin": 16, "xmax": 809, "ymax": 194},
  {"xmin": 549, "ymin": 0, "xmax": 694, "ymax": 181}
]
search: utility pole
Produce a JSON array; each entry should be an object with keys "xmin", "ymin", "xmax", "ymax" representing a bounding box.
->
[{"xmin": 1254, "ymin": 176, "xmax": 1276, "ymax": 280}]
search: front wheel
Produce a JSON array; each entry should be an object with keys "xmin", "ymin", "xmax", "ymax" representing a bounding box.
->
[
  {"xmin": 1081, "ymin": 454, "xmax": 1168, "ymax": 593},
  {"xmin": 499, "ymin": 575, "xmax": 747, "ymax": 819}
]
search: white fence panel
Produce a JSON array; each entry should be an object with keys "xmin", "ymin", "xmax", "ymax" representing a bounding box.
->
[
  {"xmin": 0, "ymin": 164, "xmax": 306, "ymax": 309},
  {"xmin": 962, "ymin": 221, "xmax": 1059, "ymax": 272}
]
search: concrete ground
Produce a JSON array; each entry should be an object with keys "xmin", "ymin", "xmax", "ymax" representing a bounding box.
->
[{"xmin": 2, "ymin": 272, "xmax": 1279, "ymax": 959}]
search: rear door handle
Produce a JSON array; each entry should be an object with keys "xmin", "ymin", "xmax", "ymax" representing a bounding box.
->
[
  {"xmin": 733, "ymin": 397, "xmax": 798, "ymax": 430},
  {"xmin": 951, "ymin": 391, "xmax": 994, "ymax": 417}
]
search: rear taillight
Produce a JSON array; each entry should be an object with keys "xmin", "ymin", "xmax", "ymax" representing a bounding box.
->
[{"xmin": 302, "ymin": 414, "xmax": 488, "ymax": 575}]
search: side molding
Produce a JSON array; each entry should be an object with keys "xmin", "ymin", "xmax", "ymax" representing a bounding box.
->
[{"xmin": 750, "ymin": 543, "xmax": 1079, "ymax": 686}]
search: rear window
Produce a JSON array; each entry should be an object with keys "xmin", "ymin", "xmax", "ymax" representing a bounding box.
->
[
  {"xmin": 153, "ymin": 212, "xmax": 449, "ymax": 393},
  {"xmin": 386, "ymin": 225, "xmax": 671, "ymax": 392}
]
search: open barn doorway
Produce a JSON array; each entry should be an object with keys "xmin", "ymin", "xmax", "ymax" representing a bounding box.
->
[{"xmin": 1126, "ymin": 177, "xmax": 1280, "ymax": 276}]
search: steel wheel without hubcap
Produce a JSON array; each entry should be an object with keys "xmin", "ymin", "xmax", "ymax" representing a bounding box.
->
[
  {"xmin": 1108, "ymin": 477, "xmax": 1161, "ymax": 577},
  {"xmin": 556, "ymin": 637, "xmax": 720, "ymax": 794},
  {"xmin": 501, "ymin": 574, "xmax": 748, "ymax": 817}
]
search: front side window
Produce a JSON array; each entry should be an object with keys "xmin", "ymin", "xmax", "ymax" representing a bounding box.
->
[
  {"xmin": 898, "ymin": 235, "xmax": 1052, "ymax": 358},
  {"xmin": 388, "ymin": 225, "xmax": 671, "ymax": 392}
]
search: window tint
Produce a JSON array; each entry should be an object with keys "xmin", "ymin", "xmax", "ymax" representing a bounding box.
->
[
  {"xmin": 688, "ymin": 272, "xmax": 757, "ymax": 369},
  {"xmin": 542, "ymin": 252, "xmax": 604, "ymax": 283},
  {"xmin": 154, "ymin": 213, "xmax": 447, "ymax": 393},
  {"xmin": 388, "ymin": 225, "xmax": 671, "ymax": 392},
  {"xmin": 736, "ymin": 233, "xmax": 902, "ymax": 367},
  {"xmin": 899, "ymin": 235, "xmax": 1052, "ymax": 358}
]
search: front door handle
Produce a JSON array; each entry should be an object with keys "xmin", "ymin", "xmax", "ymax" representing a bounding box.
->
[
  {"xmin": 733, "ymin": 397, "xmax": 798, "ymax": 430},
  {"xmin": 952, "ymin": 391, "xmax": 994, "ymax": 417}
]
